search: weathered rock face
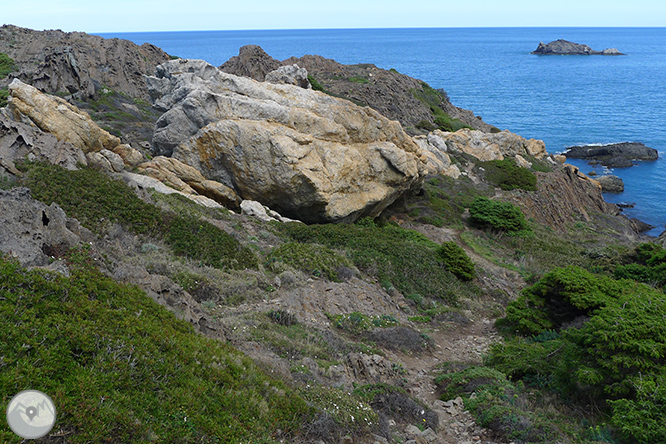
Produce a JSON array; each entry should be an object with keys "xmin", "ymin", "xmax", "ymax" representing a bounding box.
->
[
  {"xmin": 0, "ymin": 24, "xmax": 170, "ymax": 100},
  {"xmin": 510, "ymin": 164, "xmax": 621, "ymax": 231},
  {"xmin": 220, "ymin": 45, "xmax": 496, "ymax": 135},
  {"xmin": 596, "ymin": 174, "xmax": 625, "ymax": 193},
  {"xmin": 0, "ymin": 111, "xmax": 87, "ymax": 174},
  {"xmin": 5, "ymin": 79, "xmax": 148, "ymax": 172},
  {"xmin": 532, "ymin": 39, "xmax": 625, "ymax": 55},
  {"xmin": 148, "ymin": 59, "xmax": 426, "ymax": 223},
  {"xmin": 0, "ymin": 187, "xmax": 81, "ymax": 268},
  {"xmin": 7, "ymin": 79, "xmax": 121, "ymax": 153},
  {"xmin": 265, "ymin": 64, "xmax": 311, "ymax": 89},
  {"xmin": 425, "ymin": 129, "xmax": 547, "ymax": 162},
  {"xmin": 565, "ymin": 142, "xmax": 658, "ymax": 167}
]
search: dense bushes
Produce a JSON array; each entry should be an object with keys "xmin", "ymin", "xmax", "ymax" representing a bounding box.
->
[
  {"xmin": 267, "ymin": 242, "xmax": 352, "ymax": 281},
  {"xmin": 0, "ymin": 53, "xmax": 15, "ymax": 78},
  {"xmin": 469, "ymin": 197, "xmax": 529, "ymax": 232},
  {"xmin": 488, "ymin": 266, "xmax": 666, "ymax": 443},
  {"xmin": 438, "ymin": 241, "xmax": 475, "ymax": 280},
  {"xmin": 480, "ymin": 158, "xmax": 537, "ymax": 191},
  {"xmin": 21, "ymin": 162, "xmax": 257, "ymax": 270},
  {"xmin": 0, "ymin": 255, "xmax": 313, "ymax": 443}
]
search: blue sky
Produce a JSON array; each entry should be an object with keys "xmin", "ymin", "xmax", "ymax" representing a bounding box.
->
[{"xmin": 4, "ymin": 0, "xmax": 666, "ymax": 32}]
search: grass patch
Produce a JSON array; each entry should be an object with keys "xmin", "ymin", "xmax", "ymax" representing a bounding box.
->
[
  {"xmin": 348, "ymin": 76, "xmax": 369, "ymax": 84},
  {"xmin": 275, "ymin": 221, "xmax": 481, "ymax": 305},
  {"xmin": 0, "ymin": 255, "xmax": 313, "ymax": 443},
  {"xmin": 308, "ymin": 74, "xmax": 326, "ymax": 92},
  {"xmin": 20, "ymin": 161, "xmax": 257, "ymax": 270}
]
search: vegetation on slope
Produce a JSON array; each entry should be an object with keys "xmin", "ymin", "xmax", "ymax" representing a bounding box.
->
[
  {"xmin": 275, "ymin": 219, "xmax": 481, "ymax": 305},
  {"xmin": 0, "ymin": 254, "xmax": 313, "ymax": 443},
  {"xmin": 20, "ymin": 161, "xmax": 257, "ymax": 270},
  {"xmin": 438, "ymin": 264, "xmax": 666, "ymax": 444}
]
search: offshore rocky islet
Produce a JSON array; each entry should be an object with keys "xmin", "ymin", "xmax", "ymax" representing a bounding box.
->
[{"xmin": 0, "ymin": 25, "xmax": 663, "ymax": 444}]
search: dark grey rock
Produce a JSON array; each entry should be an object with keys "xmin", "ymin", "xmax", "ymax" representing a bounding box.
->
[
  {"xmin": 596, "ymin": 175, "xmax": 624, "ymax": 193},
  {"xmin": 565, "ymin": 142, "xmax": 658, "ymax": 167},
  {"xmin": 532, "ymin": 39, "xmax": 625, "ymax": 55},
  {"xmin": 0, "ymin": 187, "xmax": 80, "ymax": 267},
  {"xmin": 0, "ymin": 24, "xmax": 170, "ymax": 100},
  {"xmin": 629, "ymin": 218, "xmax": 655, "ymax": 233}
]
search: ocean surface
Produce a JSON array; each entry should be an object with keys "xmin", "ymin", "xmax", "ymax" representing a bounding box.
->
[{"xmin": 98, "ymin": 28, "xmax": 666, "ymax": 236}]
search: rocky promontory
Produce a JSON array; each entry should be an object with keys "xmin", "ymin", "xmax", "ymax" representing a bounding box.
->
[
  {"xmin": 532, "ymin": 39, "xmax": 625, "ymax": 55},
  {"xmin": 565, "ymin": 142, "xmax": 658, "ymax": 167}
]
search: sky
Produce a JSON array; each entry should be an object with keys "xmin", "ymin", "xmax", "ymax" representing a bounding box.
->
[{"xmin": 4, "ymin": 0, "xmax": 666, "ymax": 33}]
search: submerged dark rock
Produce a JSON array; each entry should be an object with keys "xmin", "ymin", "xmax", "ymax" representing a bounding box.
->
[
  {"xmin": 565, "ymin": 142, "xmax": 658, "ymax": 167},
  {"xmin": 532, "ymin": 39, "xmax": 625, "ymax": 55}
]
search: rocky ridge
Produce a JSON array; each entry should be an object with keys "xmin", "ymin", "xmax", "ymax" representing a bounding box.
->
[
  {"xmin": 532, "ymin": 39, "xmax": 625, "ymax": 55},
  {"xmin": 221, "ymin": 45, "xmax": 496, "ymax": 135},
  {"xmin": 0, "ymin": 24, "xmax": 170, "ymax": 100}
]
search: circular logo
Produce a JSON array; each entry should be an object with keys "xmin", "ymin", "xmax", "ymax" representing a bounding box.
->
[{"xmin": 6, "ymin": 390, "xmax": 57, "ymax": 439}]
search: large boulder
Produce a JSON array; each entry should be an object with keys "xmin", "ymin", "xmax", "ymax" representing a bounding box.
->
[
  {"xmin": 147, "ymin": 59, "xmax": 426, "ymax": 223},
  {"xmin": 425, "ymin": 128, "xmax": 547, "ymax": 162}
]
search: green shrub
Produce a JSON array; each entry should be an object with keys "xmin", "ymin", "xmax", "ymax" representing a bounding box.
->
[
  {"xmin": 0, "ymin": 88, "xmax": 8, "ymax": 108},
  {"xmin": 411, "ymin": 82, "xmax": 471, "ymax": 132},
  {"xmin": 614, "ymin": 243, "xmax": 666, "ymax": 288},
  {"xmin": 480, "ymin": 158, "xmax": 537, "ymax": 191},
  {"xmin": 0, "ymin": 53, "xmax": 15, "ymax": 78},
  {"xmin": 0, "ymin": 256, "xmax": 313, "ymax": 443},
  {"xmin": 438, "ymin": 241, "xmax": 476, "ymax": 280},
  {"xmin": 308, "ymin": 75, "xmax": 326, "ymax": 92},
  {"xmin": 469, "ymin": 197, "xmax": 529, "ymax": 233}
]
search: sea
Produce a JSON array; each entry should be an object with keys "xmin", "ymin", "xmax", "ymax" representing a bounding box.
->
[{"xmin": 98, "ymin": 28, "xmax": 666, "ymax": 236}]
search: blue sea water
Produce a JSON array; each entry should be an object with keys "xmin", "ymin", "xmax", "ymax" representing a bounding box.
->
[{"xmin": 99, "ymin": 28, "xmax": 666, "ymax": 235}]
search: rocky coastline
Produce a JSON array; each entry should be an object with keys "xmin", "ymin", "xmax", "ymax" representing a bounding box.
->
[
  {"xmin": 531, "ymin": 39, "xmax": 625, "ymax": 55},
  {"xmin": 1, "ymin": 25, "xmax": 663, "ymax": 444}
]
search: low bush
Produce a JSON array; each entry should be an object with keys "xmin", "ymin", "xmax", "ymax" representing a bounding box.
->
[
  {"xmin": 614, "ymin": 242, "xmax": 666, "ymax": 288},
  {"xmin": 469, "ymin": 197, "xmax": 529, "ymax": 233},
  {"xmin": 0, "ymin": 53, "xmax": 15, "ymax": 78},
  {"xmin": 438, "ymin": 241, "xmax": 476, "ymax": 280},
  {"xmin": 0, "ymin": 88, "xmax": 8, "ymax": 108},
  {"xmin": 479, "ymin": 158, "xmax": 537, "ymax": 191}
]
